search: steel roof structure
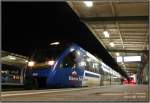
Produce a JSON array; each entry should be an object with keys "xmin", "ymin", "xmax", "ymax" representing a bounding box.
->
[{"xmin": 67, "ymin": 1, "xmax": 148, "ymax": 76}]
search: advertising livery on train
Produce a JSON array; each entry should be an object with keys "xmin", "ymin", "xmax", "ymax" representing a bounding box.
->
[{"xmin": 25, "ymin": 43, "xmax": 121, "ymax": 88}]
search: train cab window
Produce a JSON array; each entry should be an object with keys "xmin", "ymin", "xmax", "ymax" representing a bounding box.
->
[
  {"xmin": 60, "ymin": 51, "xmax": 77, "ymax": 68},
  {"xmin": 85, "ymin": 57, "xmax": 93, "ymax": 72},
  {"xmin": 31, "ymin": 45, "xmax": 67, "ymax": 63}
]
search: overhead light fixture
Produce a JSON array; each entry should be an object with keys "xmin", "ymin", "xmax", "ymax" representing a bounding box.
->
[
  {"xmin": 83, "ymin": 1, "xmax": 93, "ymax": 7},
  {"xmin": 116, "ymin": 52, "xmax": 120, "ymax": 56},
  {"xmin": 50, "ymin": 42, "xmax": 60, "ymax": 45},
  {"xmin": 103, "ymin": 31, "xmax": 110, "ymax": 38},
  {"xmin": 109, "ymin": 42, "xmax": 115, "ymax": 47},
  {"xmin": 9, "ymin": 55, "xmax": 16, "ymax": 60},
  {"xmin": 25, "ymin": 60, "xmax": 28, "ymax": 63}
]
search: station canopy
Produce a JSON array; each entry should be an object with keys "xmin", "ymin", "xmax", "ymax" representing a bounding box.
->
[
  {"xmin": 67, "ymin": 1, "xmax": 149, "ymax": 75},
  {"xmin": 2, "ymin": 51, "xmax": 28, "ymax": 67}
]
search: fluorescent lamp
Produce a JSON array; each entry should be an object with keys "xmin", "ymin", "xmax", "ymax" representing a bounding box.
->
[
  {"xmin": 50, "ymin": 42, "xmax": 60, "ymax": 45},
  {"xmin": 116, "ymin": 52, "xmax": 120, "ymax": 56},
  {"xmin": 83, "ymin": 1, "xmax": 93, "ymax": 7},
  {"xmin": 9, "ymin": 56, "xmax": 16, "ymax": 60},
  {"xmin": 103, "ymin": 31, "xmax": 110, "ymax": 38},
  {"xmin": 109, "ymin": 42, "xmax": 115, "ymax": 47}
]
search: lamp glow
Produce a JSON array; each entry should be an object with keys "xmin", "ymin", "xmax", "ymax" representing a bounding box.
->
[
  {"xmin": 109, "ymin": 42, "xmax": 115, "ymax": 47},
  {"xmin": 9, "ymin": 56, "xmax": 16, "ymax": 60},
  {"xmin": 83, "ymin": 1, "xmax": 93, "ymax": 7},
  {"xmin": 50, "ymin": 42, "xmax": 60, "ymax": 45},
  {"xmin": 116, "ymin": 52, "xmax": 120, "ymax": 56},
  {"xmin": 28, "ymin": 61, "xmax": 35, "ymax": 67},
  {"xmin": 103, "ymin": 31, "xmax": 110, "ymax": 38},
  {"xmin": 47, "ymin": 60, "xmax": 55, "ymax": 65}
]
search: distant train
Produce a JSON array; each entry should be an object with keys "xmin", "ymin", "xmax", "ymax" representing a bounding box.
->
[
  {"xmin": 25, "ymin": 43, "xmax": 122, "ymax": 88},
  {"xmin": 122, "ymin": 74, "xmax": 136, "ymax": 84}
]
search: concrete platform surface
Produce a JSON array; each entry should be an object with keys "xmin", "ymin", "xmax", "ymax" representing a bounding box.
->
[{"xmin": 1, "ymin": 84, "xmax": 149, "ymax": 102}]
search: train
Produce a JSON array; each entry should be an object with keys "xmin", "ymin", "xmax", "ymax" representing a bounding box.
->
[
  {"xmin": 122, "ymin": 74, "xmax": 136, "ymax": 84},
  {"xmin": 25, "ymin": 43, "xmax": 122, "ymax": 88}
]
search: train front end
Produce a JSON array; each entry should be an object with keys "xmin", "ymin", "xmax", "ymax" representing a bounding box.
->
[
  {"xmin": 25, "ymin": 44, "xmax": 85, "ymax": 88},
  {"xmin": 25, "ymin": 61, "xmax": 55, "ymax": 88}
]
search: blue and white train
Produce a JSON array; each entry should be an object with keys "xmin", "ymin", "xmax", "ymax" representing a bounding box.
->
[{"xmin": 25, "ymin": 43, "xmax": 121, "ymax": 88}]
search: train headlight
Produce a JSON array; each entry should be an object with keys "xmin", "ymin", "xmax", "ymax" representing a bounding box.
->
[
  {"xmin": 47, "ymin": 60, "xmax": 55, "ymax": 66},
  {"xmin": 28, "ymin": 61, "xmax": 35, "ymax": 67}
]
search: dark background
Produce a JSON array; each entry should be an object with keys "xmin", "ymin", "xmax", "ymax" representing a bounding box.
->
[
  {"xmin": 2, "ymin": 2, "xmax": 100, "ymax": 56},
  {"xmin": 2, "ymin": 2, "xmax": 129, "ymax": 79}
]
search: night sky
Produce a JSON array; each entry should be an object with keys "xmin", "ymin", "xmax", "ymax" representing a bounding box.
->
[
  {"xmin": 2, "ymin": 2, "xmax": 129, "ymax": 79},
  {"xmin": 2, "ymin": 2, "xmax": 99, "ymax": 56}
]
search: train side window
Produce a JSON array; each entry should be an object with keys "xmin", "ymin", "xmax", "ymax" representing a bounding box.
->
[
  {"xmin": 60, "ymin": 51, "xmax": 77, "ymax": 68},
  {"xmin": 99, "ymin": 65, "xmax": 104, "ymax": 75},
  {"xmin": 2, "ymin": 64, "xmax": 21, "ymax": 83},
  {"xmin": 85, "ymin": 56, "xmax": 94, "ymax": 72}
]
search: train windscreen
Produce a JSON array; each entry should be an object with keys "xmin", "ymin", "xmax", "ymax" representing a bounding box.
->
[{"xmin": 30, "ymin": 45, "xmax": 68, "ymax": 63}]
